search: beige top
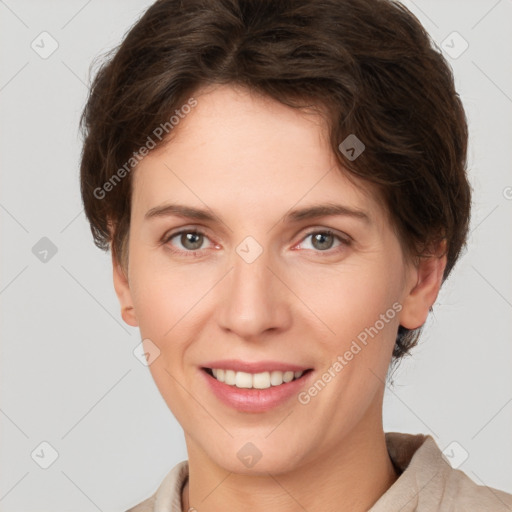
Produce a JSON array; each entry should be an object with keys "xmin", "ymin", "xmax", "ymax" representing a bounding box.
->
[{"xmin": 125, "ymin": 432, "xmax": 512, "ymax": 511}]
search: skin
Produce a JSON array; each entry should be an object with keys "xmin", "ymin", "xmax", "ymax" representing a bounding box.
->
[{"xmin": 112, "ymin": 84, "xmax": 447, "ymax": 512}]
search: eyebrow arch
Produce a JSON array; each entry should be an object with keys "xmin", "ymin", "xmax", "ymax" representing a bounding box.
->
[
  {"xmin": 144, "ymin": 202, "xmax": 371, "ymax": 225},
  {"xmin": 284, "ymin": 203, "xmax": 371, "ymax": 224},
  {"xmin": 145, "ymin": 203, "xmax": 221, "ymax": 222}
]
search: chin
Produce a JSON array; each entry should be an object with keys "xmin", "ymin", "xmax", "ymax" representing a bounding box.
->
[{"xmin": 204, "ymin": 438, "xmax": 307, "ymax": 476}]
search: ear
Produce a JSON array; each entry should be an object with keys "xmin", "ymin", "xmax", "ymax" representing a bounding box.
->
[
  {"xmin": 399, "ymin": 240, "xmax": 448, "ymax": 330},
  {"xmin": 111, "ymin": 249, "xmax": 139, "ymax": 327}
]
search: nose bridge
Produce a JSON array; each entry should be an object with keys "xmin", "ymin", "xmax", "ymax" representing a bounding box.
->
[{"xmin": 217, "ymin": 235, "xmax": 289, "ymax": 338}]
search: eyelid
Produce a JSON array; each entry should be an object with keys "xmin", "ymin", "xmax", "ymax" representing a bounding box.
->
[
  {"xmin": 299, "ymin": 226, "xmax": 353, "ymax": 244},
  {"xmin": 292, "ymin": 227, "xmax": 352, "ymax": 253},
  {"xmin": 161, "ymin": 226, "xmax": 215, "ymax": 252}
]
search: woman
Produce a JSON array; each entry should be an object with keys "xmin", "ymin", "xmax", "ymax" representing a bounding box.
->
[{"xmin": 79, "ymin": 0, "xmax": 512, "ymax": 510}]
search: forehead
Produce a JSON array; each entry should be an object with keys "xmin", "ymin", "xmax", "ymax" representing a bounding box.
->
[{"xmin": 131, "ymin": 84, "xmax": 385, "ymax": 225}]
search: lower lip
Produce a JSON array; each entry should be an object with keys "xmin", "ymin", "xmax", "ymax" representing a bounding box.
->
[{"xmin": 201, "ymin": 368, "xmax": 314, "ymax": 413}]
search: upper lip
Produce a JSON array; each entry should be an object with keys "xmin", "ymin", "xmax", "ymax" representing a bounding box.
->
[{"xmin": 202, "ymin": 359, "xmax": 312, "ymax": 373}]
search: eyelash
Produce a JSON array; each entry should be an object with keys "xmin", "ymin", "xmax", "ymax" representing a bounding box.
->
[{"xmin": 161, "ymin": 227, "xmax": 352, "ymax": 258}]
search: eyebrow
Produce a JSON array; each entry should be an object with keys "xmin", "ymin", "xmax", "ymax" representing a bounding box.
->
[{"xmin": 144, "ymin": 202, "xmax": 371, "ymax": 225}]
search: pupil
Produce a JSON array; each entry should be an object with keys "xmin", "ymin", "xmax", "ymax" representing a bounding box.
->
[
  {"xmin": 313, "ymin": 232, "xmax": 333, "ymax": 250},
  {"xmin": 183, "ymin": 232, "xmax": 202, "ymax": 250}
]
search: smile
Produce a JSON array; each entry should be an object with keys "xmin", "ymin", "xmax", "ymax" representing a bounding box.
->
[
  {"xmin": 201, "ymin": 365, "xmax": 314, "ymax": 413},
  {"xmin": 205, "ymin": 368, "xmax": 310, "ymax": 389}
]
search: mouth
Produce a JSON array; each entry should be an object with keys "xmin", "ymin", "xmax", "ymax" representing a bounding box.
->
[
  {"xmin": 202, "ymin": 367, "xmax": 314, "ymax": 389},
  {"xmin": 199, "ymin": 359, "xmax": 315, "ymax": 412}
]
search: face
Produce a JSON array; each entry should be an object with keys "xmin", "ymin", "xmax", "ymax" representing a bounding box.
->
[{"xmin": 113, "ymin": 84, "xmax": 444, "ymax": 475}]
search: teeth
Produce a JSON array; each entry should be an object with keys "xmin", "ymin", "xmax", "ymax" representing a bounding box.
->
[
  {"xmin": 209, "ymin": 368, "xmax": 305, "ymax": 389},
  {"xmin": 236, "ymin": 371, "xmax": 253, "ymax": 388},
  {"xmin": 225, "ymin": 369, "xmax": 236, "ymax": 385}
]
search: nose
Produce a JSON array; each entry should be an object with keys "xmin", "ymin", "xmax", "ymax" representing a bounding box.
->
[{"xmin": 216, "ymin": 240, "xmax": 292, "ymax": 341}]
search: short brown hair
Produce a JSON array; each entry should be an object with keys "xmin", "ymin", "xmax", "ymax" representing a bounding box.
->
[{"xmin": 79, "ymin": 0, "xmax": 471, "ymax": 364}]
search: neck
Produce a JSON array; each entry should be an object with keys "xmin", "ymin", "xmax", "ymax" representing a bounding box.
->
[{"xmin": 182, "ymin": 399, "xmax": 398, "ymax": 512}]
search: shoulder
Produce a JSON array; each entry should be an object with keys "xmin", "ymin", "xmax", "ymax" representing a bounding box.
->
[
  {"xmin": 437, "ymin": 463, "xmax": 512, "ymax": 510},
  {"xmin": 370, "ymin": 432, "xmax": 512, "ymax": 511}
]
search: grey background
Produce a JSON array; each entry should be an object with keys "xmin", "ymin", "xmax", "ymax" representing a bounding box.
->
[{"xmin": 1, "ymin": 0, "xmax": 511, "ymax": 510}]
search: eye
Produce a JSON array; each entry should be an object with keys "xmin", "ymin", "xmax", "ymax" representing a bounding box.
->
[
  {"xmin": 162, "ymin": 229, "xmax": 213, "ymax": 256},
  {"xmin": 296, "ymin": 229, "xmax": 351, "ymax": 254},
  {"xmin": 161, "ymin": 227, "xmax": 351, "ymax": 258}
]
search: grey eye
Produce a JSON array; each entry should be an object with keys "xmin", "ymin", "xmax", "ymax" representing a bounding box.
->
[
  {"xmin": 179, "ymin": 231, "xmax": 204, "ymax": 250},
  {"xmin": 310, "ymin": 232, "xmax": 335, "ymax": 251}
]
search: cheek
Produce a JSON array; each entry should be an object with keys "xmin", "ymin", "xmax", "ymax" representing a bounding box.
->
[
  {"xmin": 294, "ymin": 261, "xmax": 401, "ymax": 342},
  {"xmin": 129, "ymin": 255, "xmax": 215, "ymax": 346}
]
